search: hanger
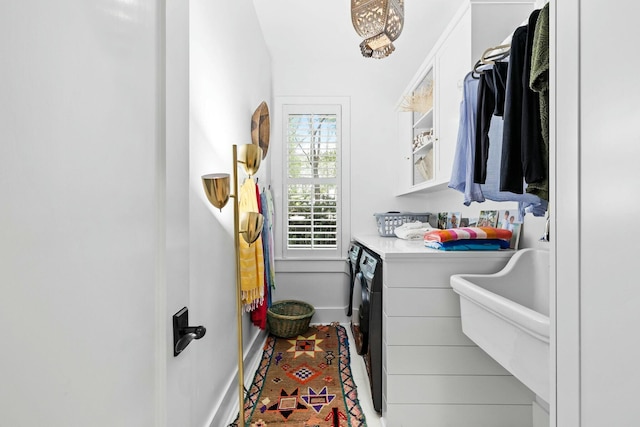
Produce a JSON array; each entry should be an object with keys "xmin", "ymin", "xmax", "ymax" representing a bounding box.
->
[
  {"xmin": 480, "ymin": 43, "xmax": 511, "ymax": 65},
  {"xmin": 472, "ymin": 43, "xmax": 511, "ymax": 79},
  {"xmin": 471, "ymin": 59, "xmax": 484, "ymax": 79}
]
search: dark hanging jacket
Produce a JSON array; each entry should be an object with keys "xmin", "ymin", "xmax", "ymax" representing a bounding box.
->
[
  {"xmin": 500, "ymin": 9, "xmax": 545, "ymax": 194},
  {"xmin": 474, "ymin": 61, "xmax": 508, "ymax": 184}
]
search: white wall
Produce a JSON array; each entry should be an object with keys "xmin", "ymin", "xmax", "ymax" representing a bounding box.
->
[
  {"xmin": 189, "ymin": 0, "xmax": 272, "ymax": 425},
  {"xmin": 0, "ymin": 1, "xmax": 168, "ymax": 425}
]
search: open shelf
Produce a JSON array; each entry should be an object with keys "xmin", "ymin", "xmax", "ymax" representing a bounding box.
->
[
  {"xmin": 412, "ymin": 140, "xmax": 434, "ymax": 156},
  {"xmin": 412, "ymin": 108, "xmax": 434, "ymax": 130}
]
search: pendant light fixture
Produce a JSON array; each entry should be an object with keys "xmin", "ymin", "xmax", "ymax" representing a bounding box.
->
[{"xmin": 351, "ymin": 0, "xmax": 405, "ymax": 58}]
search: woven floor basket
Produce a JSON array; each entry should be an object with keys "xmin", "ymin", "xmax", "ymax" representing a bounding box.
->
[{"xmin": 267, "ymin": 300, "xmax": 315, "ymax": 338}]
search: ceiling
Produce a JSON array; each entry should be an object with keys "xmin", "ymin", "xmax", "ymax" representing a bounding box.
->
[{"xmin": 253, "ymin": 0, "xmax": 466, "ymax": 74}]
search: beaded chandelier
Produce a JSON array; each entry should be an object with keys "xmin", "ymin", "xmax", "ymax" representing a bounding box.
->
[{"xmin": 351, "ymin": 0, "xmax": 404, "ymax": 58}]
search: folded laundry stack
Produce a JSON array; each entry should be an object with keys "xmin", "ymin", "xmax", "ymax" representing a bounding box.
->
[
  {"xmin": 394, "ymin": 221, "xmax": 435, "ymax": 240},
  {"xmin": 424, "ymin": 227, "xmax": 512, "ymax": 251}
]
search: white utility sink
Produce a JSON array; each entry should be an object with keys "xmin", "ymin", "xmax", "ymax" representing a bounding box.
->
[{"xmin": 450, "ymin": 248, "xmax": 550, "ymax": 403}]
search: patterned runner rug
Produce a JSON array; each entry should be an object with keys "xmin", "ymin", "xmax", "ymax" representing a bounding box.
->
[{"xmin": 238, "ymin": 324, "xmax": 368, "ymax": 427}]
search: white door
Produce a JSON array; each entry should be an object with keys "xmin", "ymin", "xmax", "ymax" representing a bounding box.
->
[{"xmin": 0, "ymin": 1, "xmax": 193, "ymax": 426}]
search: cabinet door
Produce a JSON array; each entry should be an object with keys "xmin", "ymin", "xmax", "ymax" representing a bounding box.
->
[
  {"xmin": 397, "ymin": 66, "xmax": 436, "ymax": 194},
  {"xmin": 434, "ymin": 9, "xmax": 471, "ymax": 186},
  {"xmin": 411, "ymin": 68, "xmax": 435, "ymax": 187},
  {"xmin": 396, "ymin": 111, "xmax": 414, "ymax": 192}
]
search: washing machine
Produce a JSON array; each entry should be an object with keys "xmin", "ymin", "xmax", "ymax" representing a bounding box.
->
[{"xmin": 354, "ymin": 248, "xmax": 383, "ymax": 414}]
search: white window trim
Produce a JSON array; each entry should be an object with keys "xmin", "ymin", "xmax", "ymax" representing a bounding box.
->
[{"xmin": 271, "ymin": 97, "xmax": 351, "ymax": 261}]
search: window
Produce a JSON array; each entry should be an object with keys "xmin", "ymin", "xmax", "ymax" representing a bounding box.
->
[{"xmin": 278, "ymin": 101, "xmax": 349, "ymax": 259}]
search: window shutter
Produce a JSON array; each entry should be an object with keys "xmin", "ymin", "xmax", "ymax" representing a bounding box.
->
[{"xmin": 285, "ymin": 111, "xmax": 339, "ymax": 251}]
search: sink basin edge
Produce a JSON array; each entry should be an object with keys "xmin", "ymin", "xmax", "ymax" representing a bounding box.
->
[{"xmin": 451, "ymin": 275, "xmax": 550, "ymax": 342}]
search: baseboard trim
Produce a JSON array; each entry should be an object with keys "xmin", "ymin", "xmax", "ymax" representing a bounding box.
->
[
  {"xmin": 208, "ymin": 328, "xmax": 269, "ymax": 427},
  {"xmin": 309, "ymin": 305, "xmax": 354, "ymax": 325}
]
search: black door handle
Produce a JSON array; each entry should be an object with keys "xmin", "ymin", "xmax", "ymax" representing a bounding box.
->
[{"xmin": 173, "ymin": 307, "xmax": 206, "ymax": 356}]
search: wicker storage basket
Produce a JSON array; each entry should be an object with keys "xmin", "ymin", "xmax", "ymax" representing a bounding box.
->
[{"xmin": 267, "ymin": 300, "xmax": 315, "ymax": 338}]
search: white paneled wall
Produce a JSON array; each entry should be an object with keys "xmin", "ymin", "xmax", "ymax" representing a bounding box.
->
[{"xmin": 379, "ymin": 250, "xmax": 535, "ymax": 427}]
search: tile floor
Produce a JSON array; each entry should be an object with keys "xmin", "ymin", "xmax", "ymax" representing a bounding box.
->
[{"xmin": 343, "ymin": 323, "xmax": 382, "ymax": 427}]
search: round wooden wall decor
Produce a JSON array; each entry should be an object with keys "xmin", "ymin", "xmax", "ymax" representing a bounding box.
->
[{"xmin": 251, "ymin": 101, "xmax": 270, "ymax": 159}]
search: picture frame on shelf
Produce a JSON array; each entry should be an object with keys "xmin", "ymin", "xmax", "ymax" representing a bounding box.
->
[
  {"xmin": 496, "ymin": 209, "xmax": 522, "ymax": 249},
  {"xmin": 437, "ymin": 212, "xmax": 448, "ymax": 229},
  {"xmin": 447, "ymin": 212, "xmax": 461, "ymax": 228},
  {"xmin": 438, "ymin": 212, "xmax": 462, "ymax": 229},
  {"xmin": 478, "ymin": 210, "xmax": 498, "ymax": 227},
  {"xmin": 497, "ymin": 209, "xmax": 517, "ymax": 231}
]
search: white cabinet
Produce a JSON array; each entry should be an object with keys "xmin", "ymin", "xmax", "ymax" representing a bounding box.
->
[
  {"xmin": 396, "ymin": 0, "xmax": 535, "ymax": 195},
  {"xmin": 352, "ymin": 235, "xmax": 536, "ymax": 427},
  {"xmin": 382, "ymin": 258, "xmax": 536, "ymax": 427}
]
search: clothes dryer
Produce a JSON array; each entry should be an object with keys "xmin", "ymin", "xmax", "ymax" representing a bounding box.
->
[{"xmin": 354, "ymin": 248, "xmax": 383, "ymax": 413}]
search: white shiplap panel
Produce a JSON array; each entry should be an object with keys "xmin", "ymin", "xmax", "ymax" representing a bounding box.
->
[
  {"xmin": 384, "ymin": 403, "xmax": 533, "ymax": 427},
  {"xmin": 383, "ymin": 256, "xmax": 511, "ymax": 288},
  {"xmin": 386, "ymin": 345, "xmax": 510, "ymax": 375},
  {"xmin": 385, "ymin": 286, "xmax": 461, "ymax": 317},
  {"xmin": 386, "ymin": 375, "xmax": 534, "ymax": 404},
  {"xmin": 382, "ymin": 363, "xmax": 388, "ymax": 415},
  {"xmin": 385, "ymin": 315, "xmax": 474, "ymax": 346}
]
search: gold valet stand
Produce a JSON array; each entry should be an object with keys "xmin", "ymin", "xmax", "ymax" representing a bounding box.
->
[{"xmin": 201, "ymin": 144, "xmax": 264, "ymax": 427}]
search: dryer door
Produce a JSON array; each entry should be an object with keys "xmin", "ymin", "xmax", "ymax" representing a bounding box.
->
[
  {"xmin": 346, "ymin": 243, "xmax": 363, "ymax": 316},
  {"xmin": 347, "ymin": 259, "xmax": 356, "ymax": 316},
  {"xmin": 356, "ymin": 272, "xmax": 370, "ymax": 355}
]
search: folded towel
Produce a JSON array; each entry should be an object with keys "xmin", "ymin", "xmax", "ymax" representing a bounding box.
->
[
  {"xmin": 424, "ymin": 227, "xmax": 512, "ymax": 243},
  {"xmin": 425, "ymin": 239, "xmax": 511, "ymax": 251},
  {"xmin": 394, "ymin": 221, "xmax": 434, "ymax": 240}
]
